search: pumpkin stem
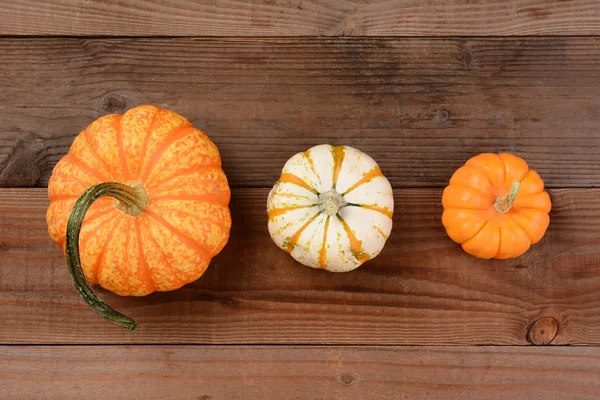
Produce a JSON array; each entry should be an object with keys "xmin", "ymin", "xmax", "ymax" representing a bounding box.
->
[
  {"xmin": 318, "ymin": 190, "xmax": 346, "ymax": 215},
  {"xmin": 114, "ymin": 181, "xmax": 149, "ymax": 216},
  {"xmin": 66, "ymin": 182, "xmax": 147, "ymax": 330},
  {"xmin": 493, "ymin": 181, "xmax": 521, "ymax": 214}
]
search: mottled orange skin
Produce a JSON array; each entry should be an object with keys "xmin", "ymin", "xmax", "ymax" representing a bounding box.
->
[
  {"xmin": 442, "ymin": 153, "xmax": 551, "ymax": 259},
  {"xmin": 47, "ymin": 105, "xmax": 231, "ymax": 296}
]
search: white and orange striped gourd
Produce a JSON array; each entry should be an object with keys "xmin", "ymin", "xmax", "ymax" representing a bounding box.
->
[{"xmin": 267, "ymin": 144, "xmax": 394, "ymax": 272}]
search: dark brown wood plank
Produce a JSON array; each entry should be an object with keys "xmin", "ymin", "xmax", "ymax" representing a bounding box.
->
[
  {"xmin": 2, "ymin": 0, "xmax": 600, "ymax": 37},
  {"xmin": 2, "ymin": 188, "xmax": 600, "ymax": 345},
  {"xmin": 2, "ymin": 345, "xmax": 600, "ymax": 400},
  {"xmin": 2, "ymin": 37, "xmax": 600, "ymax": 188}
]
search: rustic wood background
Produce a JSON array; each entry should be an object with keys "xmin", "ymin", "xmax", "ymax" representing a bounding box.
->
[{"xmin": 2, "ymin": 1, "xmax": 600, "ymax": 399}]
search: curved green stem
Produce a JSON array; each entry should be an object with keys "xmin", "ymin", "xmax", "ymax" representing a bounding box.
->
[
  {"xmin": 66, "ymin": 182, "xmax": 148, "ymax": 330},
  {"xmin": 493, "ymin": 181, "xmax": 521, "ymax": 214}
]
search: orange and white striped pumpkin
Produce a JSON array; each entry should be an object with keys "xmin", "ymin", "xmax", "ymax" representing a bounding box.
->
[{"xmin": 267, "ymin": 144, "xmax": 394, "ymax": 272}]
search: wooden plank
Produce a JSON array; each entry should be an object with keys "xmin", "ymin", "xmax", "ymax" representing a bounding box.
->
[
  {"xmin": 2, "ymin": 37, "xmax": 600, "ymax": 188},
  {"xmin": 1, "ymin": 188, "xmax": 600, "ymax": 345},
  {"xmin": 2, "ymin": 0, "xmax": 600, "ymax": 37},
  {"xmin": 2, "ymin": 345, "xmax": 600, "ymax": 400}
]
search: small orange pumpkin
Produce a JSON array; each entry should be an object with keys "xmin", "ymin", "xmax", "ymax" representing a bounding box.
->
[
  {"xmin": 46, "ymin": 105, "xmax": 231, "ymax": 329},
  {"xmin": 442, "ymin": 153, "xmax": 551, "ymax": 259}
]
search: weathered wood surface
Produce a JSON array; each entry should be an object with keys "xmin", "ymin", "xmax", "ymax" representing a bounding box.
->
[
  {"xmin": 2, "ymin": 345, "xmax": 600, "ymax": 400},
  {"xmin": 2, "ymin": 37, "xmax": 600, "ymax": 188},
  {"xmin": 1, "ymin": 188, "xmax": 599, "ymax": 345},
  {"xmin": 2, "ymin": 0, "xmax": 600, "ymax": 37},
  {"xmin": 3, "ymin": 1, "xmax": 600, "ymax": 396}
]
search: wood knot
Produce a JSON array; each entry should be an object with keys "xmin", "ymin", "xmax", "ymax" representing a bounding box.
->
[
  {"xmin": 0, "ymin": 133, "xmax": 43, "ymax": 187},
  {"xmin": 436, "ymin": 109, "xmax": 450, "ymax": 122},
  {"xmin": 460, "ymin": 48, "xmax": 473, "ymax": 70},
  {"xmin": 340, "ymin": 374, "xmax": 355, "ymax": 385},
  {"xmin": 102, "ymin": 94, "xmax": 126, "ymax": 113},
  {"xmin": 527, "ymin": 317, "xmax": 558, "ymax": 345},
  {"xmin": 221, "ymin": 298, "xmax": 238, "ymax": 309}
]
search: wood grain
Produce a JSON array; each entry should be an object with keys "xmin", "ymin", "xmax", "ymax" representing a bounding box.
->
[
  {"xmin": 2, "ymin": 37, "xmax": 600, "ymax": 188},
  {"xmin": 2, "ymin": 0, "xmax": 600, "ymax": 37},
  {"xmin": 2, "ymin": 188, "xmax": 600, "ymax": 345},
  {"xmin": 2, "ymin": 345, "xmax": 600, "ymax": 400}
]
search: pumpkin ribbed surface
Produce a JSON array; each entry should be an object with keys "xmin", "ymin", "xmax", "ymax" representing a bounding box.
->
[
  {"xmin": 47, "ymin": 105, "xmax": 231, "ymax": 296},
  {"xmin": 268, "ymin": 144, "xmax": 394, "ymax": 272},
  {"xmin": 442, "ymin": 153, "xmax": 551, "ymax": 259}
]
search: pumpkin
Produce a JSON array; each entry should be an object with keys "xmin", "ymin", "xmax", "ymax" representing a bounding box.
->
[
  {"xmin": 46, "ymin": 105, "xmax": 231, "ymax": 329},
  {"xmin": 267, "ymin": 144, "xmax": 393, "ymax": 272},
  {"xmin": 442, "ymin": 153, "xmax": 551, "ymax": 259}
]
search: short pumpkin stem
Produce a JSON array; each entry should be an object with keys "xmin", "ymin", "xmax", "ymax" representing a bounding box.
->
[
  {"xmin": 66, "ymin": 182, "xmax": 148, "ymax": 330},
  {"xmin": 318, "ymin": 190, "xmax": 346, "ymax": 215},
  {"xmin": 493, "ymin": 181, "xmax": 521, "ymax": 214}
]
